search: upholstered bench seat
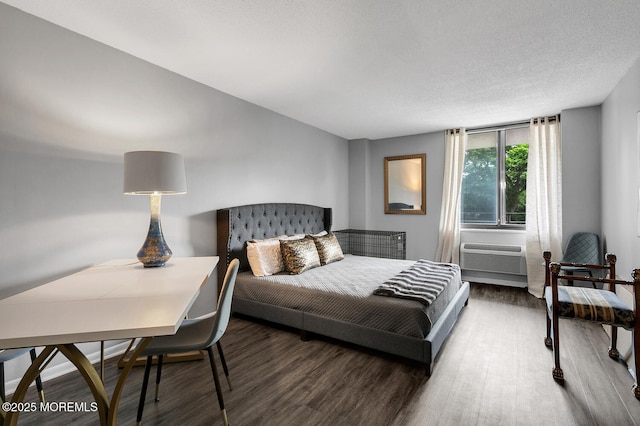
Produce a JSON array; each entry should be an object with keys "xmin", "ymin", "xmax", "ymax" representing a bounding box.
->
[{"xmin": 545, "ymin": 285, "xmax": 635, "ymax": 330}]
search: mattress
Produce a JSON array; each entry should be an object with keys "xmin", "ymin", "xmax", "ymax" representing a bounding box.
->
[{"xmin": 233, "ymin": 254, "xmax": 463, "ymax": 339}]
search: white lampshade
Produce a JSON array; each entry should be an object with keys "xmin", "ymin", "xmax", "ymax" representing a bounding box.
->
[{"xmin": 123, "ymin": 151, "xmax": 187, "ymax": 195}]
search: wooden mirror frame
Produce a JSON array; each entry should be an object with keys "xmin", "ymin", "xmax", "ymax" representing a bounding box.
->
[{"xmin": 384, "ymin": 153, "xmax": 426, "ymax": 215}]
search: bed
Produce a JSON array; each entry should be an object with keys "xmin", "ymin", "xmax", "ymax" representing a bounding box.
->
[{"xmin": 216, "ymin": 203, "xmax": 469, "ymax": 374}]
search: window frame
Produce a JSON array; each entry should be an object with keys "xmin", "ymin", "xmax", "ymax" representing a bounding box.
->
[{"xmin": 461, "ymin": 122, "xmax": 529, "ymax": 230}]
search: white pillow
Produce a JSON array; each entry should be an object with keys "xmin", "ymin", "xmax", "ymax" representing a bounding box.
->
[{"xmin": 247, "ymin": 238, "xmax": 285, "ymax": 276}]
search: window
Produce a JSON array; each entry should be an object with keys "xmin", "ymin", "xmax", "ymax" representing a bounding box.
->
[{"xmin": 461, "ymin": 125, "xmax": 529, "ymax": 227}]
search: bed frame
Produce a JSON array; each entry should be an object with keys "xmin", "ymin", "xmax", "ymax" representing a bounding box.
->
[{"xmin": 216, "ymin": 202, "xmax": 469, "ymax": 374}]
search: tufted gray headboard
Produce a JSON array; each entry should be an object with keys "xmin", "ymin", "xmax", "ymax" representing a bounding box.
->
[{"xmin": 216, "ymin": 203, "xmax": 332, "ymax": 284}]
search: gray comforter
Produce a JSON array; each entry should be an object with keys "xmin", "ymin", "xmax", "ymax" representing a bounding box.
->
[{"xmin": 233, "ymin": 254, "xmax": 462, "ymax": 339}]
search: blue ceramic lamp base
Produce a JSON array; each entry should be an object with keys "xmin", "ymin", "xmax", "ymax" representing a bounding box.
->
[{"xmin": 137, "ymin": 194, "xmax": 172, "ymax": 268}]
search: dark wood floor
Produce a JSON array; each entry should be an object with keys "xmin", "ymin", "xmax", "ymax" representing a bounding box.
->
[{"xmin": 8, "ymin": 283, "xmax": 640, "ymax": 425}]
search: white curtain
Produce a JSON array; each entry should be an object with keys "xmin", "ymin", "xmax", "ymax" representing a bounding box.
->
[
  {"xmin": 436, "ymin": 128, "xmax": 467, "ymax": 264},
  {"xmin": 526, "ymin": 116, "xmax": 563, "ymax": 297}
]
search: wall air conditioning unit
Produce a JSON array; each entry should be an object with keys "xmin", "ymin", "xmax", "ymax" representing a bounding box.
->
[{"xmin": 460, "ymin": 243, "xmax": 527, "ymax": 276}]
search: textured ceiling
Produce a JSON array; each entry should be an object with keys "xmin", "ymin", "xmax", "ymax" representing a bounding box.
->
[{"xmin": 3, "ymin": 0, "xmax": 640, "ymax": 140}]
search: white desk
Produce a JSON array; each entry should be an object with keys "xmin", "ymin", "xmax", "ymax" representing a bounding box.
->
[{"xmin": 0, "ymin": 256, "xmax": 218, "ymax": 426}]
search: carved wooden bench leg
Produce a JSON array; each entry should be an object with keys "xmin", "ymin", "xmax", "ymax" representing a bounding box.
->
[
  {"xmin": 633, "ymin": 304, "xmax": 640, "ymax": 400},
  {"xmin": 551, "ymin": 307, "xmax": 563, "ymax": 382},
  {"xmin": 608, "ymin": 327, "xmax": 620, "ymax": 360},
  {"xmin": 545, "ymin": 312, "xmax": 552, "ymax": 348}
]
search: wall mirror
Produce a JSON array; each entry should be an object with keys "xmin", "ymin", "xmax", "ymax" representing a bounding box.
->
[{"xmin": 384, "ymin": 154, "xmax": 426, "ymax": 215}]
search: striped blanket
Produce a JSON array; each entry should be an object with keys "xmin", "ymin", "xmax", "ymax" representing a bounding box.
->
[{"xmin": 373, "ymin": 259, "xmax": 460, "ymax": 306}]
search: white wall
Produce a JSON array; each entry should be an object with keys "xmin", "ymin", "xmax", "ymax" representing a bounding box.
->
[
  {"xmin": 601, "ymin": 55, "xmax": 640, "ymax": 377},
  {"xmin": 0, "ymin": 4, "xmax": 348, "ymax": 390}
]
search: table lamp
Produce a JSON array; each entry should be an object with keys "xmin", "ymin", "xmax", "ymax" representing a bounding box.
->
[{"xmin": 124, "ymin": 151, "xmax": 187, "ymax": 267}]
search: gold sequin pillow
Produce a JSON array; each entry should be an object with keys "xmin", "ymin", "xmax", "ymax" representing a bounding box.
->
[
  {"xmin": 280, "ymin": 238, "xmax": 321, "ymax": 274},
  {"xmin": 312, "ymin": 233, "xmax": 344, "ymax": 265}
]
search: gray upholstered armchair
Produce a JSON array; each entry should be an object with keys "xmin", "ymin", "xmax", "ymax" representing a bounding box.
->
[{"xmin": 559, "ymin": 232, "xmax": 601, "ymax": 287}]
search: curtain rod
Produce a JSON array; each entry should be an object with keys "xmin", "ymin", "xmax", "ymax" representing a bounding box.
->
[{"xmin": 465, "ymin": 115, "xmax": 560, "ymax": 135}]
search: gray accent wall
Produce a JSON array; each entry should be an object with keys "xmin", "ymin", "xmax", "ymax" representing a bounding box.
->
[
  {"xmin": 349, "ymin": 132, "xmax": 445, "ymax": 260},
  {"xmin": 348, "ymin": 138, "xmax": 371, "ymax": 229},
  {"xmin": 561, "ymin": 106, "xmax": 602, "ymax": 240},
  {"xmin": 601, "ymin": 56, "xmax": 640, "ymax": 274},
  {"xmin": 600, "ymin": 54, "xmax": 640, "ymax": 380},
  {"xmin": 349, "ymin": 109, "xmax": 603, "ymax": 263},
  {"xmin": 0, "ymin": 4, "xmax": 348, "ymax": 385}
]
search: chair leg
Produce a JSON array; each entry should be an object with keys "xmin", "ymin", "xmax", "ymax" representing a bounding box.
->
[
  {"xmin": 154, "ymin": 354, "xmax": 163, "ymax": 402},
  {"xmin": 29, "ymin": 349, "xmax": 45, "ymax": 403},
  {"xmin": 633, "ymin": 325, "xmax": 640, "ymax": 400},
  {"xmin": 551, "ymin": 312, "xmax": 564, "ymax": 381},
  {"xmin": 207, "ymin": 346, "xmax": 229, "ymax": 426},
  {"xmin": 216, "ymin": 341, "xmax": 232, "ymax": 391},
  {"xmin": 1, "ymin": 362, "xmax": 5, "ymax": 402},
  {"xmin": 545, "ymin": 310, "xmax": 552, "ymax": 348},
  {"xmin": 136, "ymin": 356, "xmax": 153, "ymax": 425},
  {"xmin": 608, "ymin": 327, "xmax": 620, "ymax": 359},
  {"xmin": 100, "ymin": 341, "xmax": 105, "ymax": 383},
  {"xmin": 0, "ymin": 354, "xmax": 46, "ymax": 403}
]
